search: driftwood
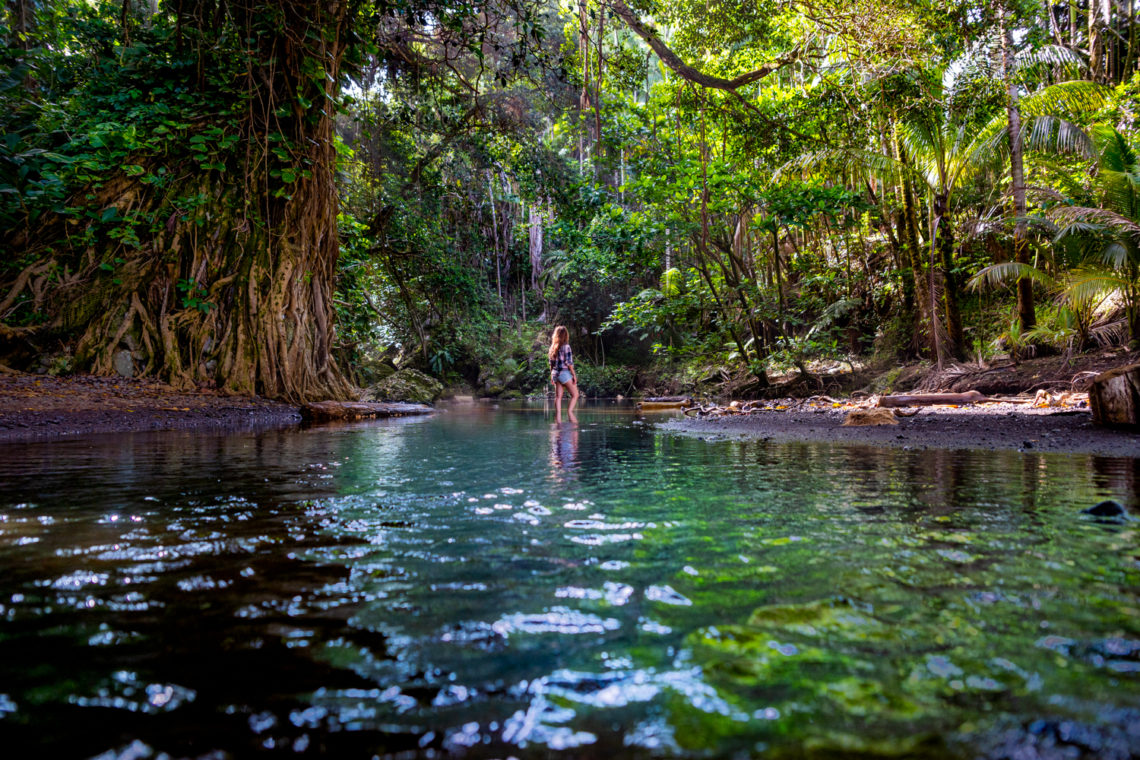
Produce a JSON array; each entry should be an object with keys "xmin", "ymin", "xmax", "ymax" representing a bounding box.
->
[
  {"xmin": 842, "ymin": 408, "xmax": 899, "ymax": 426},
  {"xmin": 876, "ymin": 391, "xmax": 988, "ymax": 408},
  {"xmin": 301, "ymin": 401, "xmax": 434, "ymax": 421},
  {"xmin": 644, "ymin": 396, "xmax": 693, "ymax": 403},
  {"xmin": 1090, "ymin": 363, "xmax": 1140, "ymax": 428},
  {"xmin": 637, "ymin": 399, "xmax": 694, "ymax": 411}
]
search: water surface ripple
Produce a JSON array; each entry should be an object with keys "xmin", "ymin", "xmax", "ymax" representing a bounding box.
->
[{"xmin": 1, "ymin": 403, "xmax": 1138, "ymax": 758}]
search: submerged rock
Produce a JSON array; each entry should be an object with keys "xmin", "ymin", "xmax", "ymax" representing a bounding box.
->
[
  {"xmin": 1082, "ymin": 499, "xmax": 1127, "ymax": 518},
  {"xmin": 302, "ymin": 401, "xmax": 433, "ymax": 421},
  {"xmin": 363, "ymin": 368, "xmax": 443, "ymax": 404}
]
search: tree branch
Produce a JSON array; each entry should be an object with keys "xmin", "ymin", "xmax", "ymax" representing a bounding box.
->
[{"xmin": 606, "ymin": 0, "xmax": 801, "ymax": 91}]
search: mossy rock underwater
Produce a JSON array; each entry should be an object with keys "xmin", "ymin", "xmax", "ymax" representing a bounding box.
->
[{"xmin": 363, "ymin": 368, "xmax": 443, "ymax": 404}]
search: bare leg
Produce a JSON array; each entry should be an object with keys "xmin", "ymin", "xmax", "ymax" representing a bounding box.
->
[
  {"xmin": 554, "ymin": 381, "xmax": 564, "ymax": 422},
  {"xmin": 567, "ymin": 380, "xmax": 580, "ymax": 414}
]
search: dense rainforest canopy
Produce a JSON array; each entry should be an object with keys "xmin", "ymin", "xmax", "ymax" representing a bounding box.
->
[{"xmin": 2, "ymin": 0, "xmax": 1139, "ymax": 400}]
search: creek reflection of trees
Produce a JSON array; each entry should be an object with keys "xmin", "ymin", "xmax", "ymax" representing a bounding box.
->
[
  {"xmin": 1091, "ymin": 456, "xmax": 1140, "ymax": 506},
  {"xmin": 696, "ymin": 439, "xmax": 1121, "ymax": 526},
  {"xmin": 0, "ymin": 428, "xmax": 347, "ymax": 508}
]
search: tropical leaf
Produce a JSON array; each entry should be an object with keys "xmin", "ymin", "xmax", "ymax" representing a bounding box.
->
[
  {"xmin": 968, "ymin": 262, "xmax": 1054, "ymax": 292},
  {"xmin": 1050, "ymin": 206, "xmax": 1140, "ymax": 236},
  {"xmin": 1092, "ymin": 125, "xmax": 1140, "ymax": 175},
  {"xmin": 1019, "ymin": 80, "xmax": 1108, "ymax": 121},
  {"xmin": 1023, "ymin": 115, "xmax": 1097, "ymax": 159},
  {"xmin": 1061, "ymin": 270, "xmax": 1127, "ymax": 304},
  {"xmin": 1013, "ymin": 44, "xmax": 1087, "ymax": 79},
  {"xmin": 1098, "ymin": 241, "xmax": 1134, "ymax": 270}
]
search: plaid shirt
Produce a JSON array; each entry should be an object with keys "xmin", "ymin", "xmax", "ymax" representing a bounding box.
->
[{"xmin": 550, "ymin": 344, "xmax": 573, "ymax": 372}]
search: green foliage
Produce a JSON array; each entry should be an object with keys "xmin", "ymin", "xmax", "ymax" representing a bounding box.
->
[{"xmin": 573, "ymin": 362, "xmax": 637, "ymax": 396}]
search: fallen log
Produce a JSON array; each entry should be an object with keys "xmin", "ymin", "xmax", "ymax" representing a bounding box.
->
[
  {"xmin": 644, "ymin": 396, "xmax": 693, "ymax": 403},
  {"xmin": 637, "ymin": 399, "xmax": 694, "ymax": 411},
  {"xmin": 301, "ymin": 401, "xmax": 434, "ymax": 422},
  {"xmin": 876, "ymin": 390, "xmax": 988, "ymax": 408},
  {"xmin": 1089, "ymin": 363, "xmax": 1140, "ymax": 428}
]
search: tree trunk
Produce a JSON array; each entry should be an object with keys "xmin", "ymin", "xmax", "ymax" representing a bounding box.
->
[
  {"xmin": 933, "ymin": 194, "xmax": 965, "ymax": 360},
  {"xmin": 1001, "ymin": 3, "xmax": 1037, "ymax": 334},
  {"xmin": 2, "ymin": 0, "xmax": 354, "ymax": 402},
  {"xmin": 1090, "ymin": 363, "xmax": 1140, "ymax": 427},
  {"xmin": 1089, "ymin": 0, "xmax": 1110, "ymax": 82},
  {"xmin": 896, "ymin": 137, "xmax": 932, "ymax": 356}
]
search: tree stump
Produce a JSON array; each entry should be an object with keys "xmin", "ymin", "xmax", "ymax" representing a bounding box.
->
[{"xmin": 1090, "ymin": 363, "xmax": 1140, "ymax": 428}]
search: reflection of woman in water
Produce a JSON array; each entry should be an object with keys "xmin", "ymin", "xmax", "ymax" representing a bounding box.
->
[
  {"xmin": 549, "ymin": 418, "xmax": 580, "ymax": 476},
  {"xmin": 547, "ymin": 325, "xmax": 579, "ymax": 423}
]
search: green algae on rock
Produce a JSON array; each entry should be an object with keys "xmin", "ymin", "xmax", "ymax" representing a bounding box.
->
[{"xmin": 363, "ymin": 368, "xmax": 444, "ymax": 404}]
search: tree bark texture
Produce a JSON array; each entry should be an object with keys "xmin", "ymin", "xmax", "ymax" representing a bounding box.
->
[
  {"xmin": 1000, "ymin": 4, "xmax": 1036, "ymax": 334},
  {"xmin": 933, "ymin": 194, "xmax": 965, "ymax": 360},
  {"xmin": 2, "ymin": 0, "xmax": 354, "ymax": 402},
  {"xmin": 1090, "ymin": 363, "xmax": 1140, "ymax": 427}
]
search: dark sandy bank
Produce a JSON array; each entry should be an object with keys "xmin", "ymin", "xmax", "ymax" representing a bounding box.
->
[
  {"xmin": 658, "ymin": 404, "xmax": 1140, "ymax": 458},
  {"xmin": 0, "ymin": 374, "xmax": 300, "ymax": 442}
]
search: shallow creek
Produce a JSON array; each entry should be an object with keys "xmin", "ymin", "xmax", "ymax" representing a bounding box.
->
[{"xmin": 1, "ymin": 403, "xmax": 1138, "ymax": 758}]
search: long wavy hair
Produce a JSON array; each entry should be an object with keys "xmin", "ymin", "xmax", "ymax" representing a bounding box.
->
[{"xmin": 547, "ymin": 325, "xmax": 570, "ymax": 362}]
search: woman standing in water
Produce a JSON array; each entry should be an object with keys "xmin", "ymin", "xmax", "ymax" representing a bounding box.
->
[{"xmin": 548, "ymin": 325, "xmax": 579, "ymax": 422}]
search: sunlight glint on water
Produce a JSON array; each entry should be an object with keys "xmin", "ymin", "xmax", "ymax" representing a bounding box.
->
[{"xmin": 0, "ymin": 402, "xmax": 1138, "ymax": 758}]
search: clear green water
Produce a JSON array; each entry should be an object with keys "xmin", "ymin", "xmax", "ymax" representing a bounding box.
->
[{"xmin": 1, "ymin": 403, "xmax": 1138, "ymax": 758}]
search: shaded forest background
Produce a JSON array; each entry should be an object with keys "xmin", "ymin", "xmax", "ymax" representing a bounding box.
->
[{"xmin": 2, "ymin": 0, "xmax": 1139, "ymax": 401}]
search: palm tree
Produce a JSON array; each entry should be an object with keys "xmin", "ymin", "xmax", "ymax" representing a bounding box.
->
[
  {"xmin": 970, "ymin": 125, "xmax": 1140, "ymax": 348},
  {"xmin": 1049, "ymin": 126, "xmax": 1140, "ymax": 346},
  {"xmin": 791, "ymin": 63, "xmax": 1102, "ymax": 366}
]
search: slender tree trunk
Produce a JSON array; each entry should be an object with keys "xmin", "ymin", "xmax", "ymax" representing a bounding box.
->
[
  {"xmin": 1089, "ymin": 0, "xmax": 1110, "ymax": 82},
  {"xmin": 1125, "ymin": 0, "xmax": 1137, "ymax": 78},
  {"xmin": 897, "ymin": 138, "xmax": 933, "ymax": 356},
  {"xmin": 934, "ymin": 193, "xmax": 965, "ymax": 359},
  {"xmin": 1001, "ymin": 3, "xmax": 1037, "ymax": 333},
  {"xmin": 6, "ymin": 0, "xmax": 38, "ymax": 94}
]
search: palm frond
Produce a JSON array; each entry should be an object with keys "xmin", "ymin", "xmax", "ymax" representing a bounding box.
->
[
  {"xmin": 963, "ymin": 112, "xmax": 1009, "ymax": 174},
  {"xmin": 1050, "ymin": 206, "xmax": 1140, "ymax": 235},
  {"xmin": 1092, "ymin": 125, "xmax": 1140, "ymax": 175},
  {"xmin": 960, "ymin": 205, "xmax": 1005, "ymax": 241},
  {"xmin": 968, "ymin": 262, "xmax": 1054, "ymax": 291},
  {"xmin": 1090, "ymin": 317, "xmax": 1127, "ymax": 347},
  {"xmin": 946, "ymin": 43, "xmax": 998, "ymax": 89},
  {"xmin": 779, "ymin": 148, "xmax": 907, "ymax": 184},
  {"xmin": 1014, "ymin": 44, "xmax": 1087, "ymax": 78},
  {"xmin": 1098, "ymin": 241, "xmax": 1134, "ymax": 270},
  {"xmin": 898, "ymin": 120, "xmax": 942, "ymax": 186},
  {"xmin": 1019, "ymin": 80, "xmax": 1109, "ymax": 121},
  {"xmin": 1062, "ymin": 270, "xmax": 1127, "ymax": 304},
  {"xmin": 1096, "ymin": 169, "xmax": 1140, "ymax": 217},
  {"xmin": 1023, "ymin": 115, "xmax": 1097, "ymax": 159}
]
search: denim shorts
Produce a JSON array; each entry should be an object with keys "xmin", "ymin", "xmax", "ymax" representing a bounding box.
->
[{"xmin": 555, "ymin": 370, "xmax": 573, "ymax": 384}]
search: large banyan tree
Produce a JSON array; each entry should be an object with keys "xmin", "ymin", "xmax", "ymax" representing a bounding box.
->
[{"xmin": 1, "ymin": 0, "xmax": 361, "ymax": 400}]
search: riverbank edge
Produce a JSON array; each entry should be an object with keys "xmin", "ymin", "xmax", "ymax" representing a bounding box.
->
[
  {"xmin": 0, "ymin": 373, "xmax": 303, "ymax": 443},
  {"xmin": 657, "ymin": 407, "xmax": 1140, "ymax": 458},
  {"xmin": 0, "ymin": 400, "xmax": 305, "ymax": 443}
]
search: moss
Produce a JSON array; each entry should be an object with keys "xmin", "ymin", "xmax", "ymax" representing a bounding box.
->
[{"xmin": 364, "ymin": 368, "xmax": 443, "ymax": 404}]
